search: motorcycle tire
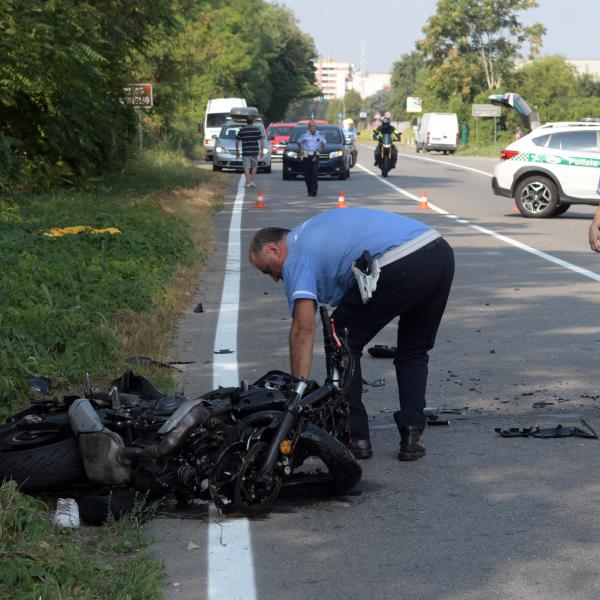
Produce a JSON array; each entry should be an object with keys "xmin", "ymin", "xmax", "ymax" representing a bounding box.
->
[
  {"xmin": 233, "ymin": 441, "xmax": 281, "ymax": 517},
  {"xmin": 298, "ymin": 424, "xmax": 362, "ymax": 495},
  {"xmin": 0, "ymin": 425, "xmax": 84, "ymax": 492},
  {"xmin": 381, "ymin": 156, "xmax": 390, "ymax": 178}
]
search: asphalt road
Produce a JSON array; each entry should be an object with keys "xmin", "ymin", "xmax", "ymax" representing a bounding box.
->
[{"xmin": 151, "ymin": 144, "xmax": 600, "ymax": 600}]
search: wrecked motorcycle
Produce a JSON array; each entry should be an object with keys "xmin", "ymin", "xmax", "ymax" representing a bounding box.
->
[
  {"xmin": 206, "ymin": 306, "xmax": 361, "ymax": 516},
  {"xmin": 0, "ymin": 307, "xmax": 361, "ymax": 516}
]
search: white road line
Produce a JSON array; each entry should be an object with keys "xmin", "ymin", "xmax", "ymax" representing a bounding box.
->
[
  {"xmin": 355, "ymin": 163, "xmax": 449, "ymax": 214},
  {"xmin": 356, "ymin": 162, "xmax": 600, "ymax": 284},
  {"xmin": 208, "ymin": 177, "xmax": 257, "ymax": 600},
  {"xmin": 360, "ymin": 143, "xmax": 493, "ymax": 177}
]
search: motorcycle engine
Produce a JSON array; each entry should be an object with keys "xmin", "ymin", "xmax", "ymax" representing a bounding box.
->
[{"xmin": 134, "ymin": 392, "xmax": 189, "ymax": 433}]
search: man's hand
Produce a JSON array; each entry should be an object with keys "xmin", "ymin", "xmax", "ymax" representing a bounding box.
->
[
  {"xmin": 590, "ymin": 222, "xmax": 600, "ymax": 252},
  {"xmin": 289, "ymin": 299, "xmax": 316, "ymax": 378},
  {"xmin": 590, "ymin": 206, "xmax": 600, "ymax": 252}
]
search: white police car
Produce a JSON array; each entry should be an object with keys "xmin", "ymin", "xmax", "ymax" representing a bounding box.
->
[{"xmin": 490, "ymin": 94, "xmax": 600, "ymax": 218}]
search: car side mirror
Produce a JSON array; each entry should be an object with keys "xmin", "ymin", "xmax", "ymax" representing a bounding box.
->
[{"xmin": 211, "ymin": 134, "xmax": 218, "ymax": 139}]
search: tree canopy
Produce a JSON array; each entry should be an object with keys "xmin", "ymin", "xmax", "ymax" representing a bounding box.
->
[
  {"xmin": 418, "ymin": 0, "xmax": 545, "ymax": 101},
  {"xmin": 0, "ymin": 0, "xmax": 318, "ymax": 190}
]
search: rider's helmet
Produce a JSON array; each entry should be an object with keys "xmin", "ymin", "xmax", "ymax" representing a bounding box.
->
[
  {"xmin": 343, "ymin": 118, "xmax": 354, "ymax": 130},
  {"xmin": 381, "ymin": 116, "xmax": 391, "ymax": 127}
]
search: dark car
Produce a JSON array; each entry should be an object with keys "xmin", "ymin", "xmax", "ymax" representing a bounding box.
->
[{"xmin": 282, "ymin": 125, "xmax": 352, "ymax": 180}]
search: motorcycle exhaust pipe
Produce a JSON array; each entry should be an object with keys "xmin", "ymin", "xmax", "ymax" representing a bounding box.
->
[{"xmin": 120, "ymin": 404, "xmax": 214, "ymax": 462}]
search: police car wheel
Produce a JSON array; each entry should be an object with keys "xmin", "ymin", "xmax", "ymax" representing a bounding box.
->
[{"xmin": 515, "ymin": 175, "xmax": 559, "ymax": 218}]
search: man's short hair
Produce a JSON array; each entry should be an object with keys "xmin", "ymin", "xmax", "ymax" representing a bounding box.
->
[
  {"xmin": 249, "ymin": 227, "xmax": 290, "ymax": 256},
  {"xmin": 247, "ymin": 116, "xmax": 255, "ymax": 124}
]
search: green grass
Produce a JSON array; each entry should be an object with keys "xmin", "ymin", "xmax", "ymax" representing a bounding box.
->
[
  {"xmin": 0, "ymin": 146, "xmax": 226, "ymax": 419},
  {"xmin": 0, "ymin": 481, "xmax": 163, "ymax": 600},
  {"xmin": 456, "ymin": 141, "xmax": 507, "ymax": 158}
]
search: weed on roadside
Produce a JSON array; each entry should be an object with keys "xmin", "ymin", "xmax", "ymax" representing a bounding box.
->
[
  {"xmin": 0, "ymin": 148, "xmax": 228, "ymax": 419},
  {"xmin": 0, "ymin": 481, "xmax": 163, "ymax": 600}
]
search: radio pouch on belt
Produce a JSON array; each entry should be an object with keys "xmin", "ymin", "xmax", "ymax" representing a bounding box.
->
[{"xmin": 352, "ymin": 250, "xmax": 380, "ymax": 304}]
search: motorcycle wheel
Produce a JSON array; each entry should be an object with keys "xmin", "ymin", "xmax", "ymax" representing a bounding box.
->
[
  {"xmin": 381, "ymin": 156, "xmax": 390, "ymax": 177},
  {"xmin": 0, "ymin": 424, "xmax": 84, "ymax": 492},
  {"xmin": 208, "ymin": 442, "xmax": 245, "ymax": 514},
  {"xmin": 233, "ymin": 442, "xmax": 282, "ymax": 517},
  {"xmin": 298, "ymin": 424, "xmax": 362, "ymax": 495}
]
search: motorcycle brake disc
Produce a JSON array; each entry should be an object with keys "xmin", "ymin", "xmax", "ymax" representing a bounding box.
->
[
  {"xmin": 208, "ymin": 442, "xmax": 245, "ymax": 514},
  {"xmin": 233, "ymin": 442, "xmax": 282, "ymax": 518}
]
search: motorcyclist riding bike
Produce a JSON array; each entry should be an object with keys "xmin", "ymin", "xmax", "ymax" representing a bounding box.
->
[
  {"xmin": 342, "ymin": 118, "xmax": 359, "ymax": 165},
  {"xmin": 372, "ymin": 117, "xmax": 401, "ymax": 168}
]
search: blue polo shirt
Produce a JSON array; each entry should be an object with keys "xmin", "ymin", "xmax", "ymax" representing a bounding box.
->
[
  {"xmin": 282, "ymin": 208, "xmax": 433, "ymax": 315},
  {"xmin": 297, "ymin": 130, "xmax": 326, "ymax": 152}
]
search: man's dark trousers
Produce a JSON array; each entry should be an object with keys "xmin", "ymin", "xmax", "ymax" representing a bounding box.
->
[
  {"xmin": 303, "ymin": 155, "xmax": 319, "ymax": 196},
  {"xmin": 332, "ymin": 238, "xmax": 454, "ymax": 441}
]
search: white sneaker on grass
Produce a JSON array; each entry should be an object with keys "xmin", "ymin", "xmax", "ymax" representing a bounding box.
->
[{"xmin": 53, "ymin": 498, "xmax": 80, "ymax": 528}]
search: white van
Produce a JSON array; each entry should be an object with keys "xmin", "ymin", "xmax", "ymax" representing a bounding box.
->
[
  {"xmin": 416, "ymin": 112, "xmax": 459, "ymax": 154},
  {"xmin": 203, "ymin": 98, "xmax": 247, "ymax": 159}
]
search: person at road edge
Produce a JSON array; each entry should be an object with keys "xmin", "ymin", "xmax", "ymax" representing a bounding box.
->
[
  {"xmin": 236, "ymin": 115, "xmax": 264, "ymax": 188},
  {"xmin": 249, "ymin": 207, "xmax": 455, "ymax": 461}
]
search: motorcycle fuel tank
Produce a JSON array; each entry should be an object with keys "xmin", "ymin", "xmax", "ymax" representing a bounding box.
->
[{"xmin": 234, "ymin": 387, "xmax": 288, "ymax": 418}]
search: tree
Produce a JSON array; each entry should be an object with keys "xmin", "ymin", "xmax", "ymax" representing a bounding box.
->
[
  {"xmin": 388, "ymin": 52, "xmax": 423, "ymax": 119},
  {"xmin": 0, "ymin": 0, "xmax": 175, "ymax": 187},
  {"xmin": 364, "ymin": 89, "xmax": 390, "ymax": 118},
  {"xmin": 418, "ymin": 0, "xmax": 545, "ymax": 101}
]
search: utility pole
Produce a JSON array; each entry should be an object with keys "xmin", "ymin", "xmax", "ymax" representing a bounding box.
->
[{"xmin": 360, "ymin": 39, "xmax": 367, "ymax": 100}]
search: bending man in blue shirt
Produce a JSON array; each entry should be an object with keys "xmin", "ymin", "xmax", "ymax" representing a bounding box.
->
[{"xmin": 249, "ymin": 207, "xmax": 454, "ymax": 461}]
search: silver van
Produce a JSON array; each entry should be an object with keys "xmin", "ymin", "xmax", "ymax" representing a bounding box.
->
[{"xmin": 212, "ymin": 108, "xmax": 272, "ymax": 173}]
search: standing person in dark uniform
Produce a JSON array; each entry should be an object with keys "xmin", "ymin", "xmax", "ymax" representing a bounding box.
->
[
  {"xmin": 236, "ymin": 115, "xmax": 264, "ymax": 188},
  {"xmin": 249, "ymin": 208, "xmax": 454, "ymax": 461},
  {"xmin": 297, "ymin": 120, "xmax": 326, "ymax": 197}
]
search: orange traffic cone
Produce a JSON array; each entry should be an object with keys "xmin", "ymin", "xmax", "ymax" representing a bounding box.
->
[
  {"xmin": 418, "ymin": 191, "xmax": 429, "ymax": 210},
  {"xmin": 337, "ymin": 190, "xmax": 348, "ymax": 208},
  {"xmin": 255, "ymin": 190, "xmax": 266, "ymax": 208},
  {"xmin": 511, "ymin": 204, "xmax": 519, "ymax": 212}
]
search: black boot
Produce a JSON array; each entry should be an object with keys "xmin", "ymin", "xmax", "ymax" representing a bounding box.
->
[
  {"xmin": 398, "ymin": 426, "xmax": 426, "ymax": 461},
  {"xmin": 350, "ymin": 438, "xmax": 372, "ymax": 460}
]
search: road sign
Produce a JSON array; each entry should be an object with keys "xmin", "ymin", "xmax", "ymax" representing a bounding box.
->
[
  {"xmin": 359, "ymin": 111, "xmax": 367, "ymax": 119},
  {"xmin": 472, "ymin": 103, "xmax": 501, "ymax": 117},
  {"xmin": 406, "ymin": 96, "xmax": 422, "ymax": 113},
  {"xmin": 123, "ymin": 83, "xmax": 153, "ymax": 108}
]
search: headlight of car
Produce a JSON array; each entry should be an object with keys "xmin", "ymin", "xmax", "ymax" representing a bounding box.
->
[
  {"xmin": 215, "ymin": 146, "xmax": 226, "ymax": 154},
  {"xmin": 285, "ymin": 150, "xmax": 298, "ymax": 158},
  {"xmin": 329, "ymin": 150, "xmax": 343, "ymax": 158},
  {"xmin": 262, "ymin": 147, "xmax": 269, "ymax": 156}
]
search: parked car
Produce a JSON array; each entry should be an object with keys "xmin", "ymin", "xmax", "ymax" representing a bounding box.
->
[
  {"xmin": 489, "ymin": 92, "xmax": 600, "ymax": 218},
  {"xmin": 415, "ymin": 112, "xmax": 459, "ymax": 154},
  {"xmin": 213, "ymin": 107, "xmax": 272, "ymax": 173},
  {"xmin": 266, "ymin": 123, "xmax": 297, "ymax": 160},
  {"xmin": 492, "ymin": 121, "xmax": 600, "ymax": 217},
  {"xmin": 203, "ymin": 97, "xmax": 247, "ymax": 160},
  {"xmin": 282, "ymin": 125, "xmax": 352, "ymax": 180}
]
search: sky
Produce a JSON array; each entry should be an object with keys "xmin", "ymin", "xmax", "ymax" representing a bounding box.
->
[{"xmin": 271, "ymin": 0, "xmax": 599, "ymax": 72}]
